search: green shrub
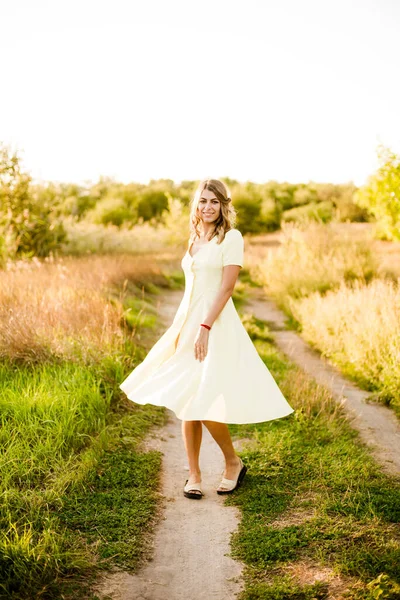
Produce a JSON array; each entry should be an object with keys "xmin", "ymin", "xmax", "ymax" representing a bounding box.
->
[
  {"xmin": 292, "ymin": 185, "xmax": 318, "ymax": 206},
  {"xmin": 92, "ymin": 196, "xmax": 137, "ymax": 227},
  {"xmin": 0, "ymin": 143, "xmax": 67, "ymax": 258},
  {"xmin": 231, "ymin": 184, "xmax": 263, "ymax": 233},
  {"xmin": 137, "ymin": 187, "xmax": 169, "ymax": 221},
  {"xmin": 354, "ymin": 145, "xmax": 400, "ymax": 240},
  {"xmin": 282, "ymin": 200, "xmax": 334, "ymax": 224}
]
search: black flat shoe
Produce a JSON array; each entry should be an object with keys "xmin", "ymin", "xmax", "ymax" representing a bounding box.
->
[
  {"xmin": 183, "ymin": 479, "xmax": 203, "ymax": 499},
  {"xmin": 217, "ymin": 458, "xmax": 247, "ymax": 494}
]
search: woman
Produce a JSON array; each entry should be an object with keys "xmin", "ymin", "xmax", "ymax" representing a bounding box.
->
[{"xmin": 120, "ymin": 179, "xmax": 294, "ymax": 499}]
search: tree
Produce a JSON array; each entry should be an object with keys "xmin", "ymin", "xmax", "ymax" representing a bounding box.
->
[
  {"xmin": 0, "ymin": 143, "xmax": 67, "ymax": 258},
  {"xmin": 354, "ymin": 145, "xmax": 400, "ymax": 240}
]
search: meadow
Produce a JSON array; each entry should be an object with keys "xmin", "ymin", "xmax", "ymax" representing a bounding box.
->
[
  {"xmin": 247, "ymin": 222, "xmax": 400, "ymax": 416},
  {"xmin": 0, "ymin": 250, "xmax": 182, "ymax": 598},
  {"xmin": 0, "ymin": 217, "xmax": 399, "ymax": 598},
  {"xmin": 228, "ymin": 319, "xmax": 400, "ymax": 600}
]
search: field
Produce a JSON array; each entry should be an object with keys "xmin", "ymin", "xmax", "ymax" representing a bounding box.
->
[
  {"xmin": 0, "ymin": 251, "xmax": 180, "ymax": 598},
  {"xmin": 246, "ymin": 222, "xmax": 400, "ymax": 416},
  {"xmin": 0, "ymin": 221, "xmax": 399, "ymax": 599}
]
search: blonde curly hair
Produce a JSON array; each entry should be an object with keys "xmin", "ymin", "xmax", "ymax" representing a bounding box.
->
[{"xmin": 189, "ymin": 178, "xmax": 238, "ymax": 244}]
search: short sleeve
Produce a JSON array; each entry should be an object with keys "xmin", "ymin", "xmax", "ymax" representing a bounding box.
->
[{"xmin": 222, "ymin": 229, "xmax": 244, "ymax": 267}]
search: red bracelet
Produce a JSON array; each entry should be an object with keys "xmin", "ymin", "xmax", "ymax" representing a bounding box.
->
[{"xmin": 200, "ymin": 323, "xmax": 211, "ymax": 330}]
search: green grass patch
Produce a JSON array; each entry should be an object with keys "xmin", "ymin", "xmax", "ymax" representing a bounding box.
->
[
  {"xmin": 0, "ymin": 356, "xmax": 168, "ymax": 599},
  {"xmin": 59, "ymin": 443, "xmax": 162, "ymax": 570},
  {"xmin": 0, "ymin": 281, "xmax": 172, "ymax": 599},
  {"xmin": 226, "ymin": 312, "xmax": 400, "ymax": 599}
]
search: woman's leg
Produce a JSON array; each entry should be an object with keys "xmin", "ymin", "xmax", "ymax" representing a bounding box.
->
[
  {"xmin": 201, "ymin": 420, "xmax": 242, "ymax": 491},
  {"xmin": 181, "ymin": 420, "xmax": 203, "ymax": 494}
]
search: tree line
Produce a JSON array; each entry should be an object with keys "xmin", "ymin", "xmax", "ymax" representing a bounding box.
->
[{"xmin": 1, "ymin": 142, "xmax": 399, "ymax": 261}]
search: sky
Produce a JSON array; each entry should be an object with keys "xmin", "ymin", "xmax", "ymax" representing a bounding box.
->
[{"xmin": 0, "ymin": 0, "xmax": 399, "ymax": 187}]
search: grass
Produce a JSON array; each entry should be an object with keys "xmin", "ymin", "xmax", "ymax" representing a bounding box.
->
[
  {"xmin": 2, "ymin": 227, "xmax": 400, "ymax": 599},
  {"xmin": 248, "ymin": 222, "xmax": 400, "ymax": 415},
  {"xmin": 253, "ymin": 221, "xmax": 378, "ymax": 313},
  {"xmin": 0, "ymin": 252, "xmax": 182, "ymax": 599},
  {"xmin": 0, "ymin": 364, "xmax": 169, "ymax": 598},
  {"xmin": 59, "ymin": 219, "xmax": 173, "ymax": 256},
  {"xmin": 224, "ymin": 314, "xmax": 400, "ymax": 600},
  {"xmin": 0, "ymin": 354, "xmax": 170, "ymax": 599},
  {"xmin": 288, "ymin": 279, "xmax": 400, "ymax": 415},
  {"xmin": 0, "ymin": 253, "xmax": 178, "ymax": 364},
  {"xmin": 0, "ymin": 393, "xmax": 167, "ymax": 599}
]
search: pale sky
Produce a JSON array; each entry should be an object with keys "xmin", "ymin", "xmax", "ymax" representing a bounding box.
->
[{"xmin": 1, "ymin": 0, "xmax": 399, "ymax": 187}]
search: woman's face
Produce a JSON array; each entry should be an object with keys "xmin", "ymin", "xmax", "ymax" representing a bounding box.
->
[{"xmin": 197, "ymin": 188, "xmax": 221, "ymax": 225}]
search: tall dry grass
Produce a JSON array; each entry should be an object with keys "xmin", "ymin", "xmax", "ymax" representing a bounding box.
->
[
  {"xmin": 254, "ymin": 222, "xmax": 378, "ymax": 312},
  {"xmin": 289, "ymin": 279, "xmax": 400, "ymax": 410},
  {"xmin": 60, "ymin": 220, "xmax": 169, "ymax": 255},
  {"xmin": 251, "ymin": 222, "xmax": 400, "ymax": 412},
  {"xmin": 0, "ymin": 254, "xmax": 168, "ymax": 364},
  {"xmin": 60, "ymin": 211, "xmax": 188, "ymax": 256},
  {"xmin": 0, "ymin": 250, "xmax": 173, "ymax": 597}
]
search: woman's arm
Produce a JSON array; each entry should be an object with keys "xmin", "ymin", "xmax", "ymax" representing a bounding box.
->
[
  {"xmin": 194, "ymin": 265, "xmax": 241, "ymax": 362},
  {"xmin": 203, "ymin": 265, "xmax": 241, "ymax": 327}
]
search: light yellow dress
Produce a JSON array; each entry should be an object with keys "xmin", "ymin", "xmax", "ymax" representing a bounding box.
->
[{"xmin": 119, "ymin": 229, "xmax": 294, "ymax": 424}]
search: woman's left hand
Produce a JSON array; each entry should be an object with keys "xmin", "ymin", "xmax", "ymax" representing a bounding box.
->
[{"xmin": 194, "ymin": 326, "xmax": 209, "ymax": 362}]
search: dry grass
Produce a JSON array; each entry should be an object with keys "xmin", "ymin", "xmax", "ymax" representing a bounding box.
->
[
  {"xmin": 60, "ymin": 220, "xmax": 173, "ymax": 255},
  {"xmin": 245, "ymin": 222, "xmax": 400, "ymax": 412},
  {"xmin": 246, "ymin": 222, "xmax": 400, "ymax": 283},
  {"xmin": 0, "ymin": 253, "xmax": 170, "ymax": 364},
  {"xmin": 281, "ymin": 366, "xmax": 346, "ymax": 424},
  {"xmin": 268, "ymin": 492, "xmax": 318, "ymax": 529},
  {"xmin": 283, "ymin": 560, "xmax": 358, "ymax": 599},
  {"xmin": 253, "ymin": 222, "xmax": 378, "ymax": 312},
  {"xmin": 60, "ymin": 208, "xmax": 190, "ymax": 257},
  {"xmin": 374, "ymin": 237, "xmax": 400, "ymax": 280},
  {"xmin": 289, "ymin": 278, "xmax": 400, "ymax": 409}
]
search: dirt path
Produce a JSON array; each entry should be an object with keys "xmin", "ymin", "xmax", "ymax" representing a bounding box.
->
[
  {"xmin": 95, "ymin": 288, "xmax": 249, "ymax": 600},
  {"xmin": 246, "ymin": 287, "xmax": 400, "ymax": 476},
  {"xmin": 95, "ymin": 283, "xmax": 400, "ymax": 599}
]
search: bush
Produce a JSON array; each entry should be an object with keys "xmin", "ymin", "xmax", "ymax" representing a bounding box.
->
[
  {"xmin": 0, "ymin": 143, "xmax": 67, "ymax": 259},
  {"xmin": 282, "ymin": 200, "xmax": 334, "ymax": 224},
  {"xmin": 314, "ymin": 182, "xmax": 369, "ymax": 222},
  {"xmin": 292, "ymin": 185, "xmax": 318, "ymax": 207},
  {"xmin": 259, "ymin": 197, "xmax": 283, "ymax": 231},
  {"xmin": 92, "ymin": 196, "xmax": 137, "ymax": 227},
  {"xmin": 231, "ymin": 184, "xmax": 263, "ymax": 233},
  {"xmin": 354, "ymin": 145, "xmax": 400, "ymax": 240},
  {"xmin": 86, "ymin": 182, "xmax": 171, "ymax": 228},
  {"xmin": 264, "ymin": 181, "xmax": 297, "ymax": 211},
  {"xmin": 137, "ymin": 187, "xmax": 170, "ymax": 221}
]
